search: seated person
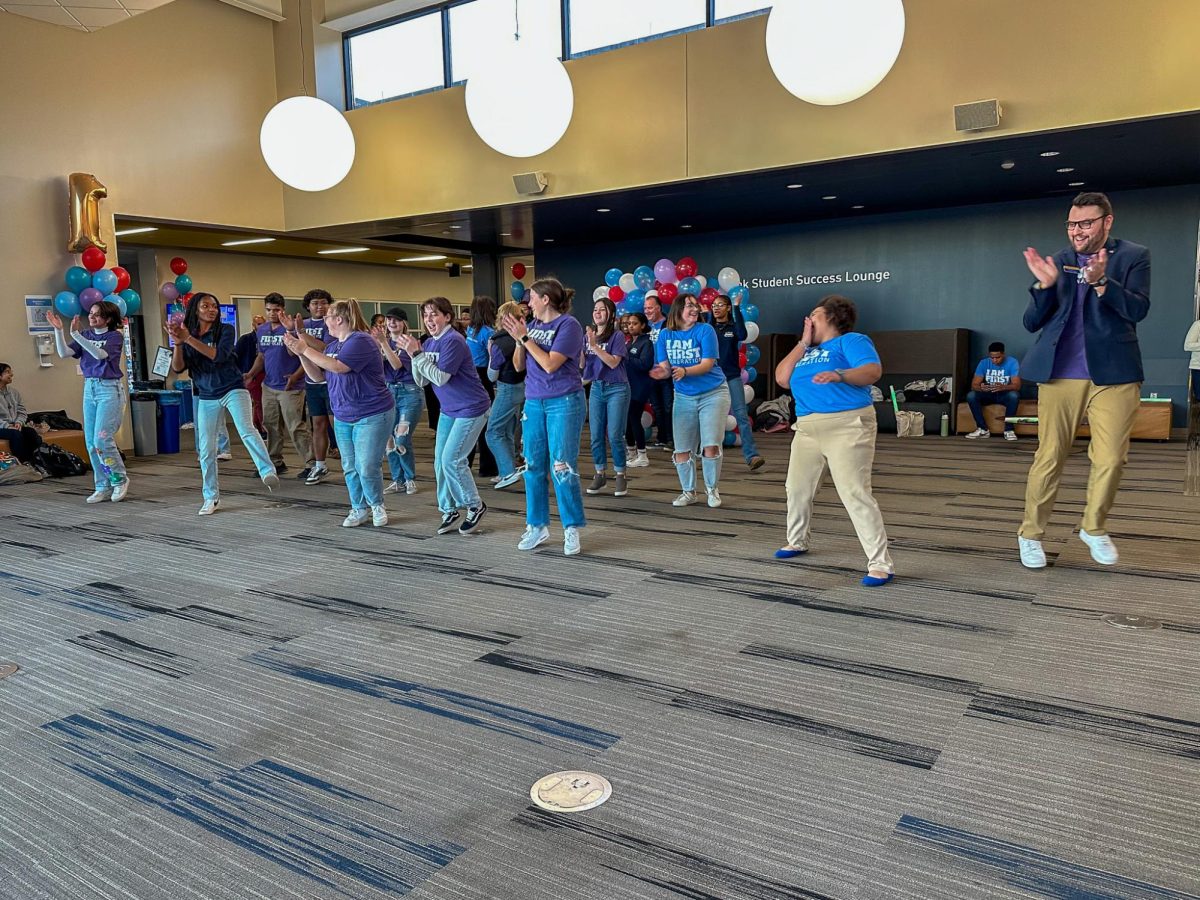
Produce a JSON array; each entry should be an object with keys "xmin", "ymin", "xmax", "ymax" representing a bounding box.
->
[
  {"xmin": 0, "ymin": 362, "xmax": 43, "ymax": 463},
  {"xmin": 965, "ymin": 341, "xmax": 1022, "ymax": 441}
]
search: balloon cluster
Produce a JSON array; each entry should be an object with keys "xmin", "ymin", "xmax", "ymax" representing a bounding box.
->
[
  {"xmin": 508, "ymin": 261, "xmax": 530, "ymax": 302},
  {"xmin": 160, "ymin": 257, "xmax": 193, "ymax": 304},
  {"xmin": 594, "ymin": 256, "xmax": 762, "ymax": 446},
  {"xmin": 54, "ymin": 246, "xmax": 142, "ymax": 319}
]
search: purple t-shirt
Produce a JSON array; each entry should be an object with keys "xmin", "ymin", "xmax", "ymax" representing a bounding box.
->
[
  {"xmin": 384, "ymin": 336, "xmax": 415, "ymax": 386},
  {"xmin": 421, "ymin": 329, "xmax": 491, "ymax": 418},
  {"xmin": 302, "ymin": 317, "xmax": 333, "ymax": 385},
  {"xmin": 583, "ymin": 329, "xmax": 628, "ymax": 384},
  {"xmin": 256, "ymin": 323, "xmax": 301, "ymax": 390},
  {"xmin": 324, "ymin": 331, "xmax": 393, "ymax": 423},
  {"xmin": 1051, "ymin": 252, "xmax": 1093, "ymax": 380},
  {"xmin": 524, "ymin": 314, "xmax": 585, "ymax": 400},
  {"xmin": 70, "ymin": 329, "xmax": 124, "ymax": 380}
]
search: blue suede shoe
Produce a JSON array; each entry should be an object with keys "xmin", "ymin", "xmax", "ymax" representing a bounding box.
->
[
  {"xmin": 861, "ymin": 573, "xmax": 895, "ymax": 587},
  {"xmin": 774, "ymin": 548, "xmax": 807, "ymax": 559}
]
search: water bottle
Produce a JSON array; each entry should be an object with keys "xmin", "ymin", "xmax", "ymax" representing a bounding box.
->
[{"xmin": 940, "ymin": 413, "xmax": 949, "ymax": 437}]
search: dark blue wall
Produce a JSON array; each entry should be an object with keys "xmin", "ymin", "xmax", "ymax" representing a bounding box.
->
[{"xmin": 538, "ymin": 185, "xmax": 1200, "ymax": 424}]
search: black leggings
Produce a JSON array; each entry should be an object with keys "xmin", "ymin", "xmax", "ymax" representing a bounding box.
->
[
  {"xmin": 0, "ymin": 426, "xmax": 42, "ymax": 463},
  {"xmin": 625, "ymin": 392, "xmax": 650, "ymax": 450}
]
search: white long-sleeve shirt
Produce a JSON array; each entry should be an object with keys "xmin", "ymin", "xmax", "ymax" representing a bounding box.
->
[{"xmin": 1185, "ymin": 319, "xmax": 1200, "ymax": 369}]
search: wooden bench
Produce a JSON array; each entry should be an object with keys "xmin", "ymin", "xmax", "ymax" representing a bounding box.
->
[
  {"xmin": 43, "ymin": 429, "xmax": 88, "ymax": 459},
  {"xmin": 955, "ymin": 399, "xmax": 1172, "ymax": 440}
]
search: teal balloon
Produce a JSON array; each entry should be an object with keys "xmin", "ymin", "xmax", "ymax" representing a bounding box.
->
[
  {"xmin": 510, "ymin": 280, "xmax": 525, "ymax": 301},
  {"xmin": 604, "ymin": 267, "xmax": 623, "ymax": 287},
  {"xmin": 723, "ymin": 430, "xmax": 738, "ymax": 447},
  {"xmin": 741, "ymin": 303, "xmax": 760, "ymax": 322},
  {"xmin": 174, "ymin": 273, "xmax": 193, "ymax": 294},
  {"xmin": 633, "ymin": 266, "xmax": 655, "ymax": 291},
  {"xmin": 103, "ymin": 292, "xmax": 124, "ymax": 315},
  {"xmin": 744, "ymin": 344, "xmax": 761, "ymax": 365},
  {"xmin": 54, "ymin": 291, "xmax": 81, "ymax": 317},
  {"xmin": 728, "ymin": 284, "xmax": 749, "ymax": 304},
  {"xmin": 92, "ymin": 269, "xmax": 118, "ymax": 294},
  {"xmin": 119, "ymin": 288, "xmax": 141, "ymax": 316},
  {"xmin": 677, "ymin": 277, "xmax": 702, "ymax": 296},
  {"xmin": 65, "ymin": 266, "xmax": 91, "ymax": 293},
  {"xmin": 744, "ymin": 365, "xmax": 758, "ymax": 383}
]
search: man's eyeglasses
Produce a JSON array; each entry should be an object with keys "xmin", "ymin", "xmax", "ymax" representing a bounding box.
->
[{"xmin": 1066, "ymin": 217, "xmax": 1105, "ymax": 231}]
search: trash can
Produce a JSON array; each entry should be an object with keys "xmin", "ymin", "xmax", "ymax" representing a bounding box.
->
[
  {"xmin": 130, "ymin": 392, "xmax": 158, "ymax": 456},
  {"xmin": 173, "ymin": 380, "xmax": 194, "ymax": 426},
  {"xmin": 156, "ymin": 391, "xmax": 182, "ymax": 454}
]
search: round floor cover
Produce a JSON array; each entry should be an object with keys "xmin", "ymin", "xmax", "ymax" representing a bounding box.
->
[{"xmin": 530, "ymin": 771, "xmax": 612, "ymax": 813}]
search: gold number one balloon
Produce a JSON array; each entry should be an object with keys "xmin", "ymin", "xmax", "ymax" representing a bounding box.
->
[{"xmin": 67, "ymin": 172, "xmax": 108, "ymax": 253}]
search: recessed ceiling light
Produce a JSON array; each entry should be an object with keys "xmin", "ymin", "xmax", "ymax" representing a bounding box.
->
[
  {"xmin": 822, "ymin": 195, "xmax": 837, "ymax": 200},
  {"xmin": 786, "ymin": 184, "xmax": 803, "ymax": 189},
  {"xmin": 1068, "ymin": 181, "xmax": 1085, "ymax": 187},
  {"xmin": 642, "ymin": 217, "xmax": 655, "ymax": 222},
  {"xmin": 397, "ymin": 254, "xmax": 447, "ymax": 262},
  {"xmin": 1039, "ymin": 151, "xmax": 1060, "ymax": 157},
  {"xmin": 449, "ymin": 225, "xmax": 463, "ymax": 230},
  {"xmin": 852, "ymin": 205, "xmax": 864, "ymax": 210},
  {"xmin": 1056, "ymin": 167, "xmax": 1075, "ymax": 173},
  {"xmin": 544, "ymin": 238, "xmax": 555, "ymax": 242},
  {"xmin": 318, "ymin": 247, "xmax": 369, "ymax": 255},
  {"xmin": 500, "ymin": 232, "xmax": 512, "ymax": 236},
  {"xmin": 596, "ymin": 208, "xmax": 611, "ymax": 213},
  {"xmin": 463, "ymin": 264, "xmax": 473, "ymax": 270},
  {"xmin": 221, "ymin": 237, "xmax": 276, "ymax": 246},
  {"xmin": 1000, "ymin": 160, "xmax": 1016, "ymax": 170},
  {"xmin": 114, "ymin": 226, "xmax": 157, "ymax": 236},
  {"xmin": 681, "ymin": 225, "xmax": 693, "ymax": 229}
]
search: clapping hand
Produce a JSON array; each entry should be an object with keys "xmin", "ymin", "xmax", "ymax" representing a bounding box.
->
[
  {"xmin": 1083, "ymin": 247, "xmax": 1108, "ymax": 285},
  {"xmin": 47, "ymin": 310, "xmax": 64, "ymax": 330},
  {"xmin": 277, "ymin": 310, "xmax": 300, "ymax": 333},
  {"xmin": 166, "ymin": 319, "xmax": 188, "ymax": 342},
  {"xmin": 501, "ymin": 313, "xmax": 528, "ymax": 342},
  {"xmin": 1023, "ymin": 247, "xmax": 1059, "ymax": 287},
  {"xmin": 370, "ymin": 322, "xmax": 387, "ymax": 344},
  {"xmin": 396, "ymin": 333, "xmax": 421, "ymax": 355},
  {"xmin": 281, "ymin": 330, "xmax": 303, "ymax": 353},
  {"xmin": 585, "ymin": 325, "xmax": 598, "ymax": 347}
]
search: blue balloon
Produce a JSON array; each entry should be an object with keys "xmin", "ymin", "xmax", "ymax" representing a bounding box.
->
[
  {"xmin": 54, "ymin": 290, "xmax": 81, "ymax": 317},
  {"xmin": 624, "ymin": 288, "xmax": 646, "ymax": 308},
  {"xmin": 677, "ymin": 277, "xmax": 702, "ymax": 296},
  {"xmin": 744, "ymin": 344, "xmax": 761, "ymax": 366},
  {"xmin": 65, "ymin": 266, "xmax": 91, "ymax": 293},
  {"xmin": 119, "ymin": 288, "xmax": 141, "ymax": 316},
  {"xmin": 741, "ymin": 303, "xmax": 760, "ymax": 322},
  {"xmin": 102, "ymin": 292, "xmax": 124, "ymax": 314},
  {"xmin": 723, "ymin": 430, "xmax": 739, "ymax": 448},
  {"xmin": 92, "ymin": 269, "xmax": 118, "ymax": 294},
  {"xmin": 744, "ymin": 365, "xmax": 758, "ymax": 383},
  {"xmin": 605, "ymin": 267, "xmax": 623, "ymax": 287},
  {"xmin": 728, "ymin": 284, "xmax": 749, "ymax": 304},
  {"xmin": 633, "ymin": 265, "xmax": 655, "ymax": 291},
  {"xmin": 621, "ymin": 298, "xmax": 641, "ymax": 315},
  {"xmin": 510, "ymin": 280, "xmax": 525, "ymax": 301}
]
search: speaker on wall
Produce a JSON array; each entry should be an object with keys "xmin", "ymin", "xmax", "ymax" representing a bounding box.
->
[
  {"xmin": 513, "ymin": 172, "xmax": 548, "ymax": 195},
  {"xmin": 953, "ymin": 99, "xmax": 1002, "ymax": 132},
  {"xmin": 446, "ymin": 263, "xmax": 462, "ymax": 278}
]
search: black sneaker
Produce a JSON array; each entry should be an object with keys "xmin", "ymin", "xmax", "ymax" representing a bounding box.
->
[
  {"xmin": 295, "ymin": 467, "xmax": 312, "ymax": 481},
  {"xmin": 274, "ymin": 462, "xmax": 288, "ymax": 474},
  {"xmin": 458, "ymin": 502, "xmax": 487, "ymax": 535},
  {"xmin": 436, "ymin": 511, "xmax": 461, "ymax": 534}
]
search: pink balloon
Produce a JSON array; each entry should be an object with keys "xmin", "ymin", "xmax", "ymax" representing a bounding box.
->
[
  {"xmin": 79, "ymin": 287, "xmax": 103, "ymax": 310},
  {"xmin": 161, "ymin": 282, "xmax": 180, "ymax": 302},
  {"xmin": 741, "ymin": 369, "xmax": 751, "ymax": 384}
]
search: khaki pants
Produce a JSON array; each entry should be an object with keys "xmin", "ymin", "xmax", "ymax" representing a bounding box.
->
[
  {"xmin": 1020, "ymin": 379, "xmax": 1140, "ymax": 540},
  {"xmin": 262, "ymin": 384, "xmax": 313, "ymax": 469},
  {"xmin": 785, "ymin": 406, "xmax": 893, "ymax": 573}
]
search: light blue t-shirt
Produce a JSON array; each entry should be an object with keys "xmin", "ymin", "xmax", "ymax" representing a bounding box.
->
[
  {"xmin": 975, "ymin": 356, "xmax": 1020, "ymax": 386},
  {"xmin": 654, "ymin": 323, "xmax": 725, "ymax": 396},
  {"xmin": 789, "ymin": 332, "xmax": 880, "ymax": 417}
]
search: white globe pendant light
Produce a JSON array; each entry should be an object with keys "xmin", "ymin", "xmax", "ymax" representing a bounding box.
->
[
  {"xmin": 465, "ymin": 38, "xmax": 574, "ymax": 158},
  {"xmin": 260, "ymin": 96, "xmax": 356, "ymax": 192},
  {"xmin": 765, "ymin": 0, "xmax": 905, "ymax": 106}
]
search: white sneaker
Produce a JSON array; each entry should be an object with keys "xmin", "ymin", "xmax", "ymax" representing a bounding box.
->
[
  {"xmin": 706, "ymin": 487, "xmax": 722, "ymax": 508},
  {"xmin": 1004, "ymin": 430, "xmax": 1018, "ymax": 442},
  {"xmin": 198, "ymin": 499, "xmax": 219, "ymax": 516},
  {"xmin": 563, "ymin": 526, "xmax": 581, "ymax": 556},
  {"xmin": 110, "ymin": 478, "xmax": 130, "ymax": 502},
  {"xmin": 627, "ymin": 451, "xmax": 649, "ymax": 468},
  {"xmin": 672, "ymin": 491, "xmax": 697, "ymax": 507},
  {"xmin": 965, "ymin": 428, "xmax": 990, "ymax": 440},
  {"xmin": 371, "ymin": 505, "xmax": 388, "ymax": 527},
  {"xmin": 404, "ymin": 480, "xmax": 418, "ymax": 495},
  {"xmin": 384, "ymin": 481, "xmax": 402, "ymax": 495},
  {"xmin": 1079, "ymin": 529, "xmax": 1118, "ymax": 565},
  {"xmin": 86, "ymin": 489, "xmax": 111, "ymax": 504},
  {"xmin": 262, "ymin": 472, "xmax": 280, "ymax": 492},
  {"xmin": 1018, "ymin": 536, "xmax": 1047, "ymax": 569},
  {"xmin": 216, "ymin": 452, "xmax": 233, "ymax": 461},
  {"xmin": 342, "ymin": 508, "xmax": 370, "ymax": 528},
  {"xmin": 518, "ymin": 525, "xmax": 550, "ymax": 551},
  {"xmin": 494, "ymin": 470, "xmax": 523, "ymax": 490}
]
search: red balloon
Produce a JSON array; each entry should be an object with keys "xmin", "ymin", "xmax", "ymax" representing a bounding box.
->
[
  {"xmin": 658, "ymin": 283, "xmax": 678, "ymax": 304},
  {"xmin": 511, "ymin": 262, "xmax": 526, "ymax": 280},
  {"xmin": 675, "ymin": 256, "xmax": 698, "ymax": 280},
  {"xmin": 81, "ymin": 247, "xmax": 106, "ymax": 272},
  {"xmin": 608, "ymin": 286, "xmax": 625, "ymax": 303},
  {"xmin": 739, "ymin": 349, "xmax": 748, "ymax": 368},
  {"xmin": 699, "ymin": 286, "xmax": 719, "ymax": 303},
  {"xmin": 698, "ymin": 295, "xmax": 716, "ymax": 310},
  {"xmin": 170, "ymin": 257, "xmax": 188, "ymax": 275},
  {"xmin": 112, "ymin": 266, "xmax": 131, "ymax": 293}
]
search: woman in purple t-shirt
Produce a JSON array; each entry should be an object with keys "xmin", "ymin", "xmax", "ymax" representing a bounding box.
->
[
  {"xmin": 47, "ymin": 302, "xmax": 130, "ymax": 503},
  {"xmin": 395, "ymin": 296, "xmax": 492, "ymax": 537},
  {"xmin": 583, "ymin": 296, "xmax": 630, "ymax": 499},
  {"xmin": 500, "ymin": 277, "xmax": 587, "ymax": 556},
  {"xmin": 284, "ymin": 299, "xmax": 394, "ymax": 528}
]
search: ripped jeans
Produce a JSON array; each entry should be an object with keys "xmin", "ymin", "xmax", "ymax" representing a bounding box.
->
[
  {"xmin": 522, "ymin": 389, "xmax": 586, "ymax": 529},
  {"xmin": 672, "ymin": 384, "xmax": 731, "ymax": 493}
]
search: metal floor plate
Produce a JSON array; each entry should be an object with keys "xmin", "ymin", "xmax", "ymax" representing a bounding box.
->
[{"xmin": 530, "ymin": 771, "xmax": 612, "ymax": 813}]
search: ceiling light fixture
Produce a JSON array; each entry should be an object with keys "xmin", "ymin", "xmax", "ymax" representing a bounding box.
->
[
  {"xmin": 1000, "ymin": 160, "xmax": 1016, "ymax": 170},
  {"xmin": 822, "ymin": 195, "xmax": 837, "ymax": 200},
  {"xmin": 221, "ymin": 237, "xmax": 276, "ymax": 246},
  {"xmin": 1056, "ymin": 167, "xmax": 1075, "ymax": 173},
  {"xmin": 1039, "ymin": 151, "xmax": 1060, "ymax": 157},
  {"xmin": 596, "ymin": 208, "xmax": 611, "ymax": 213},
  {"xmin": 449, "ymin": 225, "xmax": 463, "ymax": 230},
  {"xmin": 397, "ymin": 255, "xmax": 447, "ymax": 262},
  {"xmin": 1068, "ymin": 181, "xmax": 1085, "ymax": 187},
  {"xmin": 765, "ymin": 0, "xmax": 904, "ymax": 105},
  {"xmin": 114, "ymin": 226, "xmax": 158, "ymax": 237},
  {"xmin": 852, "ymin": 205, "xmax": 865, "ymax": 209},
  {"xmin": 544, "ymin": 238, "xmax": 555, "ymax": 242},
  {"xmin": 500, "ymin": 232, "xmax": 512, "ymax": 236},
  {"xmin": 642, "ymin": 217, "xmax": 655, "ymax": 222},
  {"xmin": 318, "ymin": 247, "xmax": 369, "ymax": 255},
  {"xmin": 681, "ymin": 225, "xmax": 693, "ymax": 229},
  {"xmin": 787, "ymin": 184, "xmax": 803, "ymax": 189}
]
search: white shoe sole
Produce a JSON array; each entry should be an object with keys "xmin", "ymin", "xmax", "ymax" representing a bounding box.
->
[{"xmin": 518, "ymin": 531, "xmax": 550, "ymax": 551}]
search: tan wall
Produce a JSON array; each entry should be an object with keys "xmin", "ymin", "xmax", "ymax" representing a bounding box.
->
[{"xmin": 284, "ymin": 0, "xmax": 1200, "ymax": 229}]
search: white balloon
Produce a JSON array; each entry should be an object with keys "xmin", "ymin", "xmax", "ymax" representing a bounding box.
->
[
  {"xmin": 717, "ymin": 267, "xmax": 741, "ymax": 292},
  {"xmin": 695, "ymin": 275, "xmax": 707, "ymax": 290},
  {"xmin": 745, "ymin": 321, "xmax": 760, "ymax": 343},
  {"xmin": 641, "ymin": 410, "xmax": 654, "ymax": 428},
  {"xmin": 593, "ymin": 286, "xmax": 610, "ymax": 301},
  {"xmin": 725, "ymin": 414, "xmax": 737, "ymax": 432},
  {"xmin": 618, "ymin": 273, "xmax": 636, "ymax": 293},
  {"xmin": 260, "ymin": 96, "xmax": 355, "ymax": 192},
  {"xmin": 744, "ymin": 383, "xmax": 756, "ymax": 404},
  {"xmin": 466, "ymin": 40, "xmax": 574, "ymax": 157},
  {"xmin": 765, "ymin": 0, "xmax": 905, "ymax": 106}
]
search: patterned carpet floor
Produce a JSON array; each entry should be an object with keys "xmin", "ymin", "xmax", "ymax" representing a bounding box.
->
[{"xmin": 1, "ymin": 426, "xmax": 1197, "ymax": 899}]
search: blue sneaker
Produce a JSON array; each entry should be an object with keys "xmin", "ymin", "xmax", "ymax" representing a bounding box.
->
[
  {"xmin": 861, "ymin": 573, "xmax": 895, "ymax": 587},
  {"xmin": 774, "ymin": 547, "xmax": 807, "ymax": 559}
]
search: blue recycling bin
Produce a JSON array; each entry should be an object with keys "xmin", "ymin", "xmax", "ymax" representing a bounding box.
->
[{"xmin": 156, "ymin": 391, "xmax": 182, "ymax": 454}]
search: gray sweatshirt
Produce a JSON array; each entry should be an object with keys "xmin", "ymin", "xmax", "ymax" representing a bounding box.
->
[{"xmin": 0, "ymin": 386, "xmax": 27, "ymax": 429}]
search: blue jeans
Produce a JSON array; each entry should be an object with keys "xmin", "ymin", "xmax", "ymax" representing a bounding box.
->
[
  {"xmin": 523, "ymin": 390, "xmax": 586, "ymax": 529},
  {"xmin": 726, "ymin": 376, "xmax": 759, "ymax": 460},
  {"xmin": 386, "ymin": 382, "xmax": 424, "ymax": 483},
  {"xmin": 589, "ymin": 381, "xmax": 630, "ymax": 471},
  {"xmin": 82, "ymin": 378, "xmax": 127, "ymax": 490},
  {"xmin": 434, "ymin": 412, "xmax": 488, "ymax": 514},
  {"xmin": 196, "ymin": 390, "xmax": 274, "ymax": 501},
  {"xmin": 966, "ymin": 389, "xmax": 1019, "ymax": 429},
  {"xmin": 486, "ymin": 380, "xmax": 525, "ymax": 477},
  {"xmin": 217, "ymin": 415, "xmax": 231, "ymax": 455},
  {"xmin": 332, "ymin": 408, "xmax": 393, "ymax": 510},
  {"xmin": 672, "ymin": 384, "xmax": 731, "ymax": 492}
]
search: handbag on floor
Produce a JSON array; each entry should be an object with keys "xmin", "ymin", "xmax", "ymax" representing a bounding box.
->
[{"xmin": 895, "ymin": 410, "xmax": 925, "ymax": 437}]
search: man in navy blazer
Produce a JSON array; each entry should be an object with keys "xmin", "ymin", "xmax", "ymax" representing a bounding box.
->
[{"xmin": 1016, "ymin": 192, "xmax": 1150, "ymax": 570}]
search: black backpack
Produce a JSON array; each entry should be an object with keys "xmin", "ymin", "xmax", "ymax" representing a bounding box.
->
[
  {"xmin": 28, "ymin": 410, "xmax": 84, "ymax": 431},
  {"xmin": 32, "ymin": 442, "xmax": 89, "ymax": 478}
]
